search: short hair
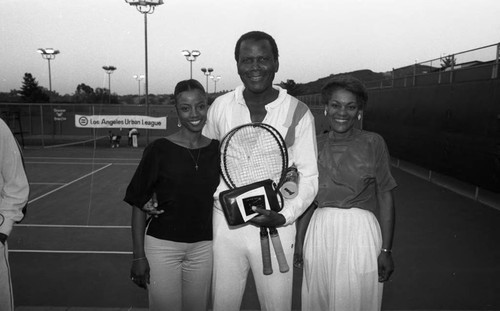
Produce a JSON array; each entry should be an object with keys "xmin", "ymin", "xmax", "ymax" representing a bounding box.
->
[
  {"xmin": 321, "ymin": 75, "xmax": 368, "ymax": 109},
  {"xmin": 234, "ymin": 31, "xmax": 279, "ymax": 62},
  {"xmin": 173, "ymin": 79, "xmax": 206, "ymax": 102}
]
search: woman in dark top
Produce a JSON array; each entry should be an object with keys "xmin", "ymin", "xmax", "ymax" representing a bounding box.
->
[{"xmin": 124, "ymin": 79, "xmax": 220, "ymax": 311}]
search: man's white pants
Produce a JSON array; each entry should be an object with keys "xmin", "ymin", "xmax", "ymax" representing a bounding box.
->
[
  {"xmin": 0, "ymin": 242, "xmax": 14, "ymax": 311},
  {"xmin": 212, "ymin": 208, "xmax": 295, "ymax": 311}
]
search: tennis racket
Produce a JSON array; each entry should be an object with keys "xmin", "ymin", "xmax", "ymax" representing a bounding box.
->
[{"xmin": 220, "ymin": 122, "xmax": 290, "ymax": 275}]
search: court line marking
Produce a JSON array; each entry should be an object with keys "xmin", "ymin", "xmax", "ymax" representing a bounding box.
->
[
  {"xmin": 26, "ymin": 161, "xmax": 138, "ymax": 166},
  {"xmin": 27, "ymin": 163, "xmax": 112, "ymax": 204},
  {"xmin": 26, "ymin": 161, "xmax": 115, "ymax": 165},
  {"xmin": 42, "ymin": 137, "xmax": 107, "ymax": 149},
  {"xmin": 25, "ymin": 157, "xmax": 141, "ymax": 161},
  {"xmin": 9, "ymin": 250, "xmax": 132, "ymax": 254},
  {"xmin": 14, "ymin": 224, "xmax": 130, "ymax": 229},
  {"xmin": 29, "ymin": 182, "xmax": 66, "ymax": 185}
]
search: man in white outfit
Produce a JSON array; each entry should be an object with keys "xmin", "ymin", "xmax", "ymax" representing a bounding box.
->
[
  {"xmin": 0, "ymin": 118, "xmax": 29, "ymax": 311},
  {"xmin": 203, "ymin": 31, "xmax": 318, "ymax": 311}
]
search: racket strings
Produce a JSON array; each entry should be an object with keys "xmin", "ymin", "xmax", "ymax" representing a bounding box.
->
[{"xmin": 222, "ymin": 125, "xmax": 286, "ymax": 188}]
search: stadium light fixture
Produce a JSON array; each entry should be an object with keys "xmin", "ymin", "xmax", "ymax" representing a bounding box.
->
[
  {"xmin": 201, "ymin": 67, "xmax": 213, "ymax": 92},
  {"xmin": 182, "ymin": 50, "xmax": 201, "ymax": 79},
  {"xmin": 124, "ymin": 0, "xmax": 164, "ymax": 143},
  {"xmin": 210, "ymin": 75, "xmax": 221, "ymax": 94},
  {"xmin": 37, "ymin": 48, "xmax": 60, "ymax": 93},
  {"xmin": 133, "ymin": 74, "xmax": 145, "ymax": 98},
  {"xmin": 102, "ymin": 66, "xmax": 117, "ymax": 104}
]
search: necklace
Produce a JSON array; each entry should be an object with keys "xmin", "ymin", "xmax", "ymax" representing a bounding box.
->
[{"xmin": 187, "ymin": 148, "xmax": 201, "ymax": 171}]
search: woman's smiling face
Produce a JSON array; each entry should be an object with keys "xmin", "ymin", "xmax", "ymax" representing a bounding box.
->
[
  {"xmin": 325, "ymin": 88, "xmax": 360, "ymax": 137},
  {"xmin": 176, "ymin": 89, "xmax": 208, "ymax": 132}
]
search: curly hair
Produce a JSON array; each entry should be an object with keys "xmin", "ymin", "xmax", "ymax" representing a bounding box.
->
[{"xmin": 321, "ymin": 75, "xmax": 368, "ymax": 109}]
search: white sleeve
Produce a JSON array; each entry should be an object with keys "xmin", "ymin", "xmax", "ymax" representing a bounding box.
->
[
  {"xmin": 0, "ymin": 122, "xmax": 29, "ymax": 236},
  {"xmin": 279, "ymin": 110, "xmax": 318, "ymax": 225},
  {"xmin": 203, "ymin": 99, "xmax": 221, "ymax": 140}
]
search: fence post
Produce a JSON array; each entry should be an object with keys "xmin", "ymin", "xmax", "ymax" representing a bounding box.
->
[
  {"xmin": 437, "ymin": 56, "xmax": 442, "ymax": 84},
  {"xmin": 492, "ymin": 43, "xmax": 500, "ymax": 79},
  {"xmin": 449, "ymin": 54, "xmax": 455, "ymax": 83},
  {"xmin": 29, "ymin": 104, "xmax": 32, "ymax": 135},
  {"xmin": 391, "ymin": 68, "xmax": 395, "ymax": 87},
  {"xmin": 89, "ymin": 105, "xmax": 93, "ymax": 137},
  {"xmin": 92, "ymin": 105, "xmax": 97, "ymax": 149},
  {"xmin": 40, "ymin": 105, "xmax": 45, "ymax": 147},
  {"xmin": 413, "ymin": 61, "xmax": 417, "ymax": 86}
]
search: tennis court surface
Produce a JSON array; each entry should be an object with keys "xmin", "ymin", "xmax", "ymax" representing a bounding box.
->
[{"xmin": 8, "ymin": 144, "xmax": 500, "ymax": 310}]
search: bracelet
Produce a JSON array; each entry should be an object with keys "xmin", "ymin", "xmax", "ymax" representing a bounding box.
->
[
  {"xmin": 132, "ymin": 257, "xmax": 147, "ymax": 261},
  {"xmin": 381, "ymin": 248, "xmax": 392, "ymax": 253}
]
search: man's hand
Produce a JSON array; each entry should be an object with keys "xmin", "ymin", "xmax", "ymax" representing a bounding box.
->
[
  {"xmin": 249, "ymin": 206, "xmax": 286, "ymax": 227},
  {"xmin": 141, "ymin": 193, "xmax": 163, "ymax": 217},
  {"xmin": 0, "ymin": 233, "xmax": 7, "ymax": 245}
]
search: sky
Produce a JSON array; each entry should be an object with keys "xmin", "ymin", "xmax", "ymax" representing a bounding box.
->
[{"xmin": 1, "ymin": 0, "xmax": 500, "ymax": 96}]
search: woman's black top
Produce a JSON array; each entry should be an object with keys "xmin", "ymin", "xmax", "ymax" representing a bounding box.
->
[{"xmin": 124, "ymin": 138, "xmax": 220, "ymax": 243}]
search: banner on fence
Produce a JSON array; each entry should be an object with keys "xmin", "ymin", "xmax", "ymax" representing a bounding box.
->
[{"xmin": 75, "ymin": 115, "xmax": 167, "ymax": 129}]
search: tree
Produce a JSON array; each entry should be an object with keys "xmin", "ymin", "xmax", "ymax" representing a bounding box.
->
[
  {"xmin": 441, "ymin": 55, "xmax": 457, "ymax": 69},
  {"xmin": 95, "ymin": 87, "xmax": 107, "ymax": 103},
  {"xmin": 19, "ymin": 73, "xmax": 49, "ymax": 102},
  {"xmin": 73, "ymin": 83, "xmax": 95, "ymax": 103},
  {"xmin": 280, "ymin": 79, "xmax": 299, "ymax": 96}
]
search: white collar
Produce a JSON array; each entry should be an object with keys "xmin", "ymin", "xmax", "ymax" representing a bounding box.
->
[{"xmin": 234, "ymin": 85, "xmax": 288, "ymax": 109}]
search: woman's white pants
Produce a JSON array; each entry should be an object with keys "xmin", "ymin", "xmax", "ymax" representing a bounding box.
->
[{"xmin": 145, "ymin": 236, "xmax": 213, "ymax": 311}]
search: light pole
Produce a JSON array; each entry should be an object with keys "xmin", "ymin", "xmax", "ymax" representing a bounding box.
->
[
  {"xmin": 181, "ymin": 50, "xmax": 201, "ymax": 79},
  {"xmin": 37, "ymin": 48, "xmax": 60, "ymax": 93},
  {"xmin": 201, "ymin": 67, "xmax": 213, "ymax": 92},
  {"xmin": 102, "ymin": 66, "xmax": 117, "ymax": 104},
  {"xmin": 133, "ymin": 74, "xmax": 145, "ymax": 99},
  {"xmin": 210, "ymin": 75, "xmax": 221, "ymax": 93},
  {"xmin": 125, "ymin": 0, "xmax": 163, "ymax": 144}
]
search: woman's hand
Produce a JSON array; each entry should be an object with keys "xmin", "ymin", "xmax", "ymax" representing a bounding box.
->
[
  {"xmin": 377, "ymin": 251, "xmax": 394, "ymax": 282},
  {"xmin": 377, "ymin": 190, "xmax": 395, "ymax": 282},
  {"xmin": 130, "ymin": 257, "xmax": 150, "ymax": 289},
  {"xmin": 293, "ymin": 252, "xmax": 304, "ymax": 269},
  {"xmin": 293, "ymin": 227, "xmax": 305, "ymax": 269},
  {"xmin": 141, "ymin": 193, "xmax": 163, "ymax": 217},
  {"xmin": 293, "ymin": 201, "xmax": 317, "ymax": 269}
]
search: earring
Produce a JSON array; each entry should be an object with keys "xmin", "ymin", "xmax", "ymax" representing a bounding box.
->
[
  {"xmin": 177, "ymin": 119, "xmax": 181, "ymax": 127},
  {"xmin": 357, "ymin": 114, "xmax": 362, "ymax": 120},
  {"xmin": 324, "ymin": 109, "xmax": 327, "ymax": 116}
]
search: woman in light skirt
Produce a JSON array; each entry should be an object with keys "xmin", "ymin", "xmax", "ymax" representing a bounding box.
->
[{"xmin": 298, "ymin": 75, "xmax": 397, "ymax": 311}]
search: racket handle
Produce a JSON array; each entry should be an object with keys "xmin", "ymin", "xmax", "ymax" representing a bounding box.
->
[
  {"xmin": 269, "ymin": 227, "xmax": 290, "ymax": 273},
  {"xmin": 260, "ymin": 227, "xmax": 273, "ymax": 275}
]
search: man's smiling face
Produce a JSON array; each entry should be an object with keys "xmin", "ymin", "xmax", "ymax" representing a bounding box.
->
[{"xmin": 237, "ymin": 39, "xmax": 279, "ymax": 95}]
